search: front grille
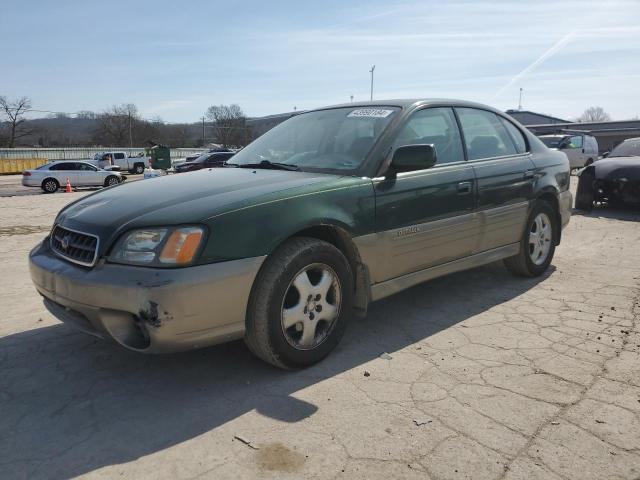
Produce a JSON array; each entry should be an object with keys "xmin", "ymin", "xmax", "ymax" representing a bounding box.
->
[{"xmin": 50, "ymin": 225, "xmax": 99, "ymax": 267}]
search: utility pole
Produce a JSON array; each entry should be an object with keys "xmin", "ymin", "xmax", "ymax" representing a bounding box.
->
[
  {"xmin": 369, "ymin": 65, "xmax": 376, "ymax": 101},
  {"xmin": 518, "ymin": 88, "xmax": 523, "ymax": 111},
  {"xmin": 201, "ymin": 116, "xmax": 206, "ymax": 146},
  {"xmin": 128, "ymin": 111, "xmax": 133, "ymax": 148}
]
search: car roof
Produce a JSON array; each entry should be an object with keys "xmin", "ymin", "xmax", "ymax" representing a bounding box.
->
[
  {"xmin": 49, "ymin": 160, "xmax": 93, "ymax": 164},
  {"xmin": 309, "ymin": 98, "xmax": 507, "ymax": 114}
]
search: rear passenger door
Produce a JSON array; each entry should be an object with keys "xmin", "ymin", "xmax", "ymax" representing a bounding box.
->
[
  {"xmin": 371, "ymin": 107, "xmax": 478, "ymax": 282},
  {"xmin": 113, "ymin": 152, "xmax": 127, "ymax": 169},
  {"xmin": 49, "ymin": 162, "xmax": 79, "ymax": 186},
  {"xmin": 455, "ymin": 108, "xmax": 535, "ymax": 254}
]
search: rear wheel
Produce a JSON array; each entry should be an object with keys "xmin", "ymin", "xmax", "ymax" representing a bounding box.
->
[
  {"xmin": 133, "ymin": 163, "xmax": 144, "ymax": 174},
  {"xmin": 504, "ymin": 201, "xmax": 556, "ymax": 277},
  {"xmin": 104, "ymin": 175, "xmax": 120, "ymax": 187},
  {"xmin": 244, "ymin": 237, "xmax": 353, "ymax": 369},
  {"xmin": 41, "ymin": 178, "xmax": 59, "ymax": 193}
]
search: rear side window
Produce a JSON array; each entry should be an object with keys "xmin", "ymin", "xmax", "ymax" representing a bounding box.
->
[
  {"xmin": 114, "ymin": 152, "xmax": 126, "ymax": 160},
  {"xmin": 393, "ymin": 107, "xmax": 465, "ymax": 164},
  {"xmin": 50, "ymin": 163, "xmax": 72, "ymax": 171},
  {"xmin": 500, "ymin": 118, "xmax": 528, "ymax": 153},
  {"xmin": 456, "ymin": 108, "xmax": 518, "ymax": 160}
]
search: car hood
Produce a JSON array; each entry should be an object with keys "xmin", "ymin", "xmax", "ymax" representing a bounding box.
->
[
  {"xmin": 594, "ymin": 156, "xmax": 640, "ymax": 180},
  {"xmin": 55, "ymin": 168, "xmax": 346, "ymax": 248}
]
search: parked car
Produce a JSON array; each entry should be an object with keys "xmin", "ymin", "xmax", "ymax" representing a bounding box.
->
[
  {"xmin": 29, "ymin": 99, "xmax": 571, "ymax": 368},
  {"xmin": 174, "ymin": 151, "xmax": 235, "ymax": 173},
  {"xmin": 538, "ymin": 134, "xmax": 598, "ymax": 170},
  {"xmin": 90, "ymin": 151, "xmax": 151, "ymax": 174},
  {"xmin": 575, "ymin": 137, "xmax": 640, "ymax": 210},
  {"xmin": 22, "ymin": 161, "xmax": 123, "ymax": 193}
]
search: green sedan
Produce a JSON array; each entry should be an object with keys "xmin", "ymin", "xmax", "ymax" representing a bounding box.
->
[{"xmin": 29, "ymin": 99, "xmax": 572, "ymax": 368}]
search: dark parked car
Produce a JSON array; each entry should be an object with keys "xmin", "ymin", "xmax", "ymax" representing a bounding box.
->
[
  {"xmin": 29, "ymin": 99, "xmax": 571, "ymax": 369},
  {"xmin": 174, "ymin": 151, "xmax": 235, "ymax": 173},
  {"xmin": 575, "ymin": 137, "xmax": 640, "ymax": 210}
]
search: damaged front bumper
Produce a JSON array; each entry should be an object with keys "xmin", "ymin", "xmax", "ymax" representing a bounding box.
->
[{"xmin": 29, "ymin": 239, "xmax": 265, "ymax": 353}]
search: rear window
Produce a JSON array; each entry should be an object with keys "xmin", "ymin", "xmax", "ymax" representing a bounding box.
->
[
  {"xmin": 114, "ymin": 152, "xmax": 126, "ymax": 160},
  {"xmin": 609, "ymin": 139, "xmax": 640, "ymax": 157}
]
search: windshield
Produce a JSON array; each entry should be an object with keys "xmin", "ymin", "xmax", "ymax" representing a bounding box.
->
[
  {"xmin": 609, "ymin": 139, "xmax": 640, "ymax": 157},
  {"xmin": 539, "ymin": 136, "xmax": 565, "ymax": 148},
  {"xmin": 190, "ymin": 153, "xmax": 211, "ymax": 163},
  {"xmin": 227, "ymin": 106, "xmax": 400, "ymax": 173}
]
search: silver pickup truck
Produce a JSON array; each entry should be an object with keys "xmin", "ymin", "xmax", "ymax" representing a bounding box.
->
[{"xmin": 89, "ymin": 151, "xmax": 151, "ymax": 174}]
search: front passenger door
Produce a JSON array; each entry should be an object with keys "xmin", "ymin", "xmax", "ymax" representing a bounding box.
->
[{"xmin": 370, "ymin": 107, "xmax": 477, "ymax": 283}]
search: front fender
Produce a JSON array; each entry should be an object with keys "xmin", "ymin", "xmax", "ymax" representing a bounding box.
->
[{"xmin": 199, "ymin": 177, "xmax": 376, "ymax": 263}]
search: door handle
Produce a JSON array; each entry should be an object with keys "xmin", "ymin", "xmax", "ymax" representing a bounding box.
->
[
  {"xmin": 457, "ymin": 181, "xmax": 472, "ymax": 194},
  {"xmin": 523, "ymin": 170, "xmax": 535, "ymax": 179}
]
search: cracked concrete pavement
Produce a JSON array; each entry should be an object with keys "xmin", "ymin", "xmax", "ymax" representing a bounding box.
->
[{"xmin": 0, "ymin": 180, "xmax": 639, "ymax": 479}]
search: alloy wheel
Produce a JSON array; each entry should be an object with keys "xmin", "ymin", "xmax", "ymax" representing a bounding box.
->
[
  {"xmin": 280, "ymin": 263, "xmax": 341, "ymax": 350},
  {"xmin": 528, "ymin": 212, "xmax": 552, "ymax": 265}
]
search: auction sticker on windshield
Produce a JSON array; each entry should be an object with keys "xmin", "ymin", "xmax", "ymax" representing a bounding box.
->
[{"xmin": 347, "ymin": 108, "xmax": 395, "ymax": 118}]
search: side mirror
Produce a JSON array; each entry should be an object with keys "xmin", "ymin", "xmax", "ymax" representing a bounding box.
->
[
  {"xmin": 390, "ymin": 144, "xmax": 437, "ymax": 174},
  {"xmin": 602, "ymin": 151, "xmax": 610, "ymax": 158}
]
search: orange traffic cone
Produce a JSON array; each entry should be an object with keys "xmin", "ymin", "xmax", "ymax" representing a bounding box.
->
[{"xmin": 65, "ymin": 177, "xmax": 72, "ymax": 193}]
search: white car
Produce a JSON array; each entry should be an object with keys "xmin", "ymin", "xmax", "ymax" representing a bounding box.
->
[{"xmin": 22, "ymin": 161, "xmax": 123, "ymax": 193}]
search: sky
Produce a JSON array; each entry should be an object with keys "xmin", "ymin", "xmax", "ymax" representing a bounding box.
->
[{"xmin": 1, "ymin": 0, "xmax": 639, "ymax": 122}]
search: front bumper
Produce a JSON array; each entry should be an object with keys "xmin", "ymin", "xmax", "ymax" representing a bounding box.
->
[
  {"xmin": 558, "ymin": 189, "xmax": 572, "ymax": 229},
  {"xmin": 29, "ymin": 240, "xmax": 265, "ymax": 353}
]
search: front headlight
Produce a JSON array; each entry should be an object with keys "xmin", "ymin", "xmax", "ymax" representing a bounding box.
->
[{"xmin": 110, "ymin": 226, "xmax": 205, "ymax": 266}]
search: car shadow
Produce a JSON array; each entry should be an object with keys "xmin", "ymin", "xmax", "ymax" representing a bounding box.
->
[
  {"xmin": 1, "ymin": 262, "xmax": 552, "ymax": 479},
  {"xmin": 571, "ymin": 204, "xmax": 640, "ymax": 222}
]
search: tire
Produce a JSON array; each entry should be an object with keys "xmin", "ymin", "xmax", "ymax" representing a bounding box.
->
[
  {"xmin": 244, "ymin": 237, "xmax": 354, "ymax": 369},
  {"xmin": 504, "ymin": 201, "xmax": 557, "ymax": 277},
  {"xmin": 575, "ymin": 169, "xmax": 595, "ymax": 211},
  {"xmin": 133, "ymin": 163, "xmax": 144, "ymax": 175},
  {"xmin": 104, "ymin": 175, "xmax": 120, "ymax": 187},
  {"xmin": 41, "ymin": 178, "xmax": 59, "ymax": 193}
]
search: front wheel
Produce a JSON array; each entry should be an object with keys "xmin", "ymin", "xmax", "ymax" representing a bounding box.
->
[
  {"xmin": 244, "ymin": 237, "xmax": 353, "ymax": 369},
  {"xmin": 504, "ymin": 201, "xmax": 556, "ymax": 277},
  {"xmin": 104, "ymin": 175, "xmax": 120, "ymax": 187}
]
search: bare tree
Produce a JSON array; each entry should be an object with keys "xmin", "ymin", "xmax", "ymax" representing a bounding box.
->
[
  {"xmin": 0, "ymin": 96, "xmax": 33, "ymax": 147},
  {"xmin": 578, "ymin": 106, "xmax": 612, "ymax": 123},
  {"xmin": 93, "ymin": 103, "xmax": 139, "ymax": 146},
  {"xmin": 205, "ymin": 104, "xmax": 247, "ymax": 147}
]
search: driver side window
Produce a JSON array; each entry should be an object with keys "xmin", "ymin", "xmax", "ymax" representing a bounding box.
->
[{"xmin": 393, "ymin": 107, "xmax": 464, "ymax": 165}]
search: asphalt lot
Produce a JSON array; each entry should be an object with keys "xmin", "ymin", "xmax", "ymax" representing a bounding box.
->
[{"xmin": 0, "ymin": 176, "xmax": 639, "ymax": 480}]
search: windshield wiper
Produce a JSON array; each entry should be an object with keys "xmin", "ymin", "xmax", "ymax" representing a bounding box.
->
[{"xmin": 237, "ymin": 160, "xmax": 300, "ymax": 171}]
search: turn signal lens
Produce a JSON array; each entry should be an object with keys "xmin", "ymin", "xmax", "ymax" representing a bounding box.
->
[{"xmin": 159, "ymin": 227, "xmax": 203, "ymax": 264}]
